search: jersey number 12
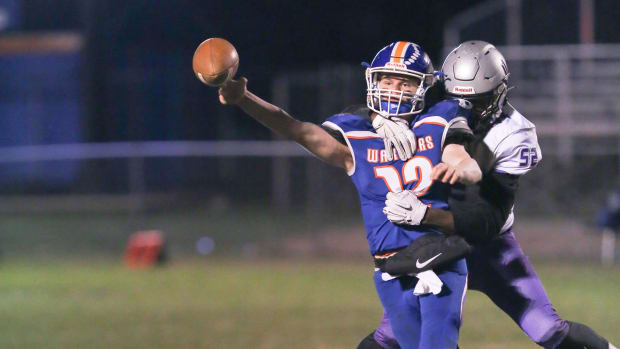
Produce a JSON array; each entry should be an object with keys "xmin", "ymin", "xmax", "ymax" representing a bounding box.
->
[{"xmin": 374, "ymin": 156, "xmax": 433, "ymax": 195}]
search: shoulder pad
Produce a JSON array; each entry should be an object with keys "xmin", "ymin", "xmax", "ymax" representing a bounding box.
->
[
  {"xmin": 422, "ymin": 99, "xmax": 472, "ymax": 123},
  {"xmin": 485, "ymin": 108, "xmax": 537, "ymax": 152},
  {"xmin": 323, "ymin": 113, "xmax": 372, "ymax": 133},
  {"xmin": 339, "ymin": 104, "xmax": 371, "ymax": 119}
]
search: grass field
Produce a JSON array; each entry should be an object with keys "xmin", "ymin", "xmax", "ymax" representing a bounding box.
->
[{"xmin": 1, "ymin": 259, "xmax": 618, "ymax": 349}]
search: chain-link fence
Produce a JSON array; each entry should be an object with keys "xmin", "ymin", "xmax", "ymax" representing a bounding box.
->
[{"xmin": 0, "ymin": 45, "xmax": 618, "ymax": 261}]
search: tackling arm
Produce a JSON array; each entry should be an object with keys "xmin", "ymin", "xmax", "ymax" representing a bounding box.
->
[
  {"xmin": 219, "ymin": 78, "xmax": 353, "ymax": 171},
  {"xmin": 398, "ymin": 170, "xmax": 518, "ymax": 243},
  {"xmin": 439, "ymin": 143, "xmax": 482, "ymax": 185},
  {"xmin": 420, "ymin": 174, "xmax": 517, "ymax": 244},
  {"xmin": 379, "ymin": 175, "xmax": 517, "ymax": 275},
  {"xmin": 422, "ymin": 138, "xmax": 506, "ymax": 240},
  {"xmin": 379, "ymin": 140, "xmax": 512, "ymax": 275}
]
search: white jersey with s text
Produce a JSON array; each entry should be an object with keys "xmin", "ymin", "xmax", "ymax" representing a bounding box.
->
[
  {"xmin": 484, "ymin": 105, "xmax": 542, "ymax": 176},
  {"xmin": 484, "ymin": 105, "xmax": 542, "ymax": 233}
]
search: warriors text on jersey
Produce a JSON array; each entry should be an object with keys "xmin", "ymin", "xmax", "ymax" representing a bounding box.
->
[{"xmin": 322, "ymin": 100, "xmax": 471, "ymax": 255}]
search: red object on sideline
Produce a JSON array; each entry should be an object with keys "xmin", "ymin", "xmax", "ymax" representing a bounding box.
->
[{"xmin": 124, "ymin": 230, "xmax": 166, "ymax": 268}]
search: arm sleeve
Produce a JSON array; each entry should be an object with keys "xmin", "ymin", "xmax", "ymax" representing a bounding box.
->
[
  {"xmin": 444, "ymin": 120, "xmax": 495, "ymax": 174},
  {"xmin": 449, "ymin": 172, "xmax": 519, "ymax": 243},
  {"xmin": 320, "ymin": 125, "xmax": 347, "ymax": 145},
  {"xmin": 441, "ymin": 116, "xmax": 473, "ymax": 150},
  {"xmin": 464, "ymin": 137, "xmax": 496, "ymax": 174},
  {"xmin": 444, "ymin": 128, "xmax": 475, "ymax": 147}
]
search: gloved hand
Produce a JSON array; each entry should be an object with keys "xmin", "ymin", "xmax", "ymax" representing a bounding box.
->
[
  {"xmin": 379, "ymin": 269, "xmax": 443, "ymax": 295},
  {"xmin": 372, "ymin": 116, "xmax": 416, "ymax": 161},
  {"xmin": 413, "ymin": 270, "xmax": 443, "ymax": 295},
  {"xmin": 383, "ymin": 190, "xmax": 428, "ymax": 226}
]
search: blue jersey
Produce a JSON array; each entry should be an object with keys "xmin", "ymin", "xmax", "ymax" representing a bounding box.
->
[{"xmin": 323, "ymin": 100, "xmax": 471, "ymax": 255}]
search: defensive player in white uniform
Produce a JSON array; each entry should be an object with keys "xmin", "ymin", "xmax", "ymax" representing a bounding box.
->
[{"xmin": 358, "ymin": 41, "xmax": 616, "ymax": 349}]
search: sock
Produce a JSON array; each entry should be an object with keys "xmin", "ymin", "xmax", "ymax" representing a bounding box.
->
[
  {"xmin": 357, "ymin": 332, "xmax": 386, "ymax": 349},
  {"xmin": 557, "ymin": 321, "xmax": 610, "ymax": 349}
]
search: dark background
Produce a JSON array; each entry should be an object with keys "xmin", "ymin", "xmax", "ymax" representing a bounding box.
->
[
  {"xmin": 0, "ymin": 0, "xmax": 618, "ymax": 212},
  {"xmin": 7, "ymin": 0, "xmax": 620, "ymax": 143}
]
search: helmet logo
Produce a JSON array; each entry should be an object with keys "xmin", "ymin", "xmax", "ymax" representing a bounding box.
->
[
  {"xmin": 405, "ymin": 44, "xmax": 421, "ymax": 64},
  {"xmin": 385, "ymin": 62, "xmax": 407, "ymax": 69},
  {"xmin": 452, "ymin": 86, "xmax": 475, "ymax": 94}
]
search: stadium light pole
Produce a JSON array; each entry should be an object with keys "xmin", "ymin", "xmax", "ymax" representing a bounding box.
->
[
  {"xmin": 506, "ymin": 0, "xmax": 522, "ymax": 46},
  {"xmin": 506, "ymin": 0, "xmax": 522, "ymax": 85},
  {"xmin": 579, "ymin": 0, "xmax": 596, "ymax": 89},
  {"xmin": 442, "ymin": 0, "xmax": 505, "ymax": 56},
  {"xmin": 271, "ymin": 75, "xmax": 292, "ymax": 211},
  {"xmin": 601, "ymin": 228, "xmax": 616, "ymax": 266},
  {"xmin": 579, "ymin": 0, "xmax": 595, "ymax": 45}
]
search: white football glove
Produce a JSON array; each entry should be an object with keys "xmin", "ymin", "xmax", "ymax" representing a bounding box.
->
[
  {"xmin": 383, "ymin": 190, "xmax": 428, "ymax": 226},
  {"xmin": 380, "ymin": 268, "xmax": 442, "ymax": 295},
  {"xmin": 413, "ymin": 270, "xmax": 443, "ymax": 295},
  {"xmin": 372, "ymin": 116, "xmax": 416, "ymax": 161}
]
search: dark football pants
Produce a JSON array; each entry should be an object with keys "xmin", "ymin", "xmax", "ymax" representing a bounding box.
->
[{"xmin": 374, "ymin": 231, "xmax": 569, "ymax": 349}]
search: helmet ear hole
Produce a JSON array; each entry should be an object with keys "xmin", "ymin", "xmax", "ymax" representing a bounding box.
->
[{"xmin": 424, "ymin": 75, "xmax": 435, "ymax": 86}]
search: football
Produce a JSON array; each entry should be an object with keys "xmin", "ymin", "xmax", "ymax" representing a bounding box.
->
[{"xmin": 192, "ymin": 38, "xmax": 239, "ymax": 87}]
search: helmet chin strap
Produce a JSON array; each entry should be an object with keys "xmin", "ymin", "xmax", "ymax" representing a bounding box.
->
[{"xmin": 479, "ymin": 82, "xmax": 510, "ymax": 120}]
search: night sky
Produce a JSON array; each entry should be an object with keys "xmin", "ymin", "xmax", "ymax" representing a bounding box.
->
[
  {"xmin": 18, "ymin": 0, "xmax": 620, "ymax": 66},
  {"xmin": 10, "ymin": 0, "xmax": 620, "ymax": 141}
]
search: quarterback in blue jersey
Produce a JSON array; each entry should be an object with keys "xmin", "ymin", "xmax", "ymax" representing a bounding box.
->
[
  {"xmin": 358, "ymin": 41, "xmax": 617, "ymax": 349},
  {"xmin": 321, "ymin": 99, "xmax": 472, "ymax": 254},
  {"xmin": 218, "ymin": 41, "xmax": 482, "ymax": 349}
]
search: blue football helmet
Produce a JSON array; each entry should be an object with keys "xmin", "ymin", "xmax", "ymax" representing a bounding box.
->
[{"xmin": 365, "ymin": 41, "xmax": 435, "ymax": 118}]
